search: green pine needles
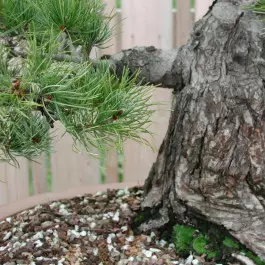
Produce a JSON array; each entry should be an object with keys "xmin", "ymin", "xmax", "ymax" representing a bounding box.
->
[{"xmin": 0, "ymin": 0, "xmax": 154, "ymax": 165}]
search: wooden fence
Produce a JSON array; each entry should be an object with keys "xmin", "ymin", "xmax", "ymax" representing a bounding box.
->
[{"xmin": 0, "ymin": 0, "xmax": 213, "ymax": 205}]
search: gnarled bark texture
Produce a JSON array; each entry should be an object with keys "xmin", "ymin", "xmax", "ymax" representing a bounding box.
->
[{"xmin": 111, "ymin": 0, "xmax": 265, "ymax": 260}]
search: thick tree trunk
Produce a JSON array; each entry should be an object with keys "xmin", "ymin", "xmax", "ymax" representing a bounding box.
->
[{"xmin": 111, "ymin": 0, "xmax": 265, "ymax": 260}]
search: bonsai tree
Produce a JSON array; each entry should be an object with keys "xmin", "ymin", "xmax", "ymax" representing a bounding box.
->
[
  {"xmin": 0, "ymin": 0, "xmax": 154, "ymax": 165},
  {"xmin": 1, "ymin": 0, "xmax": 265, "ymax": 261}
]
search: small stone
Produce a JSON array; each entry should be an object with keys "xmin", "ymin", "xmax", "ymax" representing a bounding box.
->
[
  {"xmin": 192, "ymin": 259, "xmax": 199, "ymax": 265},
  {"xmin": 121, "ymin": 226, "xmax": 128, "ymax": 232},
  {"xmin": 149, "ymin": 247, "xmax": 161, "ymax": 253},
  {"xmin": 3, "ymin": 232, "xmax": 12, "ymax": 241},
  {"xmin": 93, "ymin": 247, "xmax": 99, "ymax": 256},
  {"xmin": 41, "ymin": 221, "xmax": 53, "ymax": 228},
  {"xmin": 113, "ymin": 211, "xmax": 120, "ymax": 222},
  {"xmin": 116, "ymin": 189, "xmax": 125, "ymax": 197},
  {"xmin": 90, "ymin": 222, "xmax": 96, "ymax": 229},
  {"xmin": 34, "ymin": 240, "xmax": 43, "ymax": 248},
  {"xmin": 126, "ymin": 235, "xmax": 134, "ymax": 242},
  {"xmin": 159, "ymin": 239, "xmax": 167, "ymax": 247},
  {"xmin": 89, "ymin": 234, "xmax": 97, "ymax": 242},
  {"xmin": 142, "ymin": 249, "xmax": 152, "ymax": 258},
  {"xmin": 80, "ymin": 231, "xmax": 86, "ymax": 236},
  {"xmin": 5, "ymin": 217, "xmax": 12, "ymax": 223},
  {"xmin": 185, "ymin": 254, "xmax": 193, "ymax": 265},
  {"xmin": 32, "ymin": 231, "xmax": 44, "ymax": 240}
]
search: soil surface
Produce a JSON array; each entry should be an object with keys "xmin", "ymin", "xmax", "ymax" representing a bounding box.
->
[{"xmin": 0, "ymin": 186, "xmax": 241, "ymax": 265}]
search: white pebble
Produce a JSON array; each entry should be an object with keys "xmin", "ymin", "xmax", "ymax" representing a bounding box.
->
[
  {"xmin": 49, "ymin": 201, "xmax": 60, "ymax": 209},
  {"xmin": 116, "ymin": 189, "xmax": 125, "ymax": 197},
  {"xmin": 95, "ymin": 191, "xmax": 103, "ymax": 196},
  {"xmin": 89, "ymin": 234, "xmax": 97, "ymax": 242},
  {"xmin": 159, "ymin": 239, "xmax": 167, "ymax": 247},
  {"xmin": 34, "ymin": 240, "xmax": 43, "ymax": 248},
  {"xmin": 150, "ymin": 232, "xmax": 156, "ymax": 238},
  {"xmin": 80, "ymin": 231, "xmax": 86, "ymax": 237},
  {"xmin": 107, "ymin": 236, "xmax": 112, "ymax": 244},
  {"xmin": 113, "ymin": 211, "xmax": 120, "ymax": 222},
  {"xmin": 126, "ymin": 235, "xmax": 134, "ymax": 242},
  {"xmin": 90, "ymin": 222, "xmax": 96, "ymax": 229},
  {"xmin": 152, "ymin": 255, "xmax": 158, "ymax": 260},
  {"xmin": 6, "ymin": 217, "xmax": 12, "ymax": 223},
  {"xmin": 142, "ymin": 249, "xmax": 152, "ymax": 258},
  {"xmin": 185, "ymin": 254, "xmax": 193, "ymax": 265},
  {"xmin": 3, "ymin": 232, "xmax": 12, "ymax": 241},
  {"xmin": 121, "ymin": 226, "xmax": 128, "ymax": 232},
  {"xmin": 192, "ymin": 259, "xmax": 199, "ymax": 265},
  {"xmin": 32, "ymin": 232, "xmax": 44, "ymax": 240},
  {"xmin": 121, "ymin": 245, "xmax": 130, "ymax": 250},
  {"xmin": 69, "ymin": 230, "xmax": 80, "ymax": 238},
  {"xmin": 149, "ymin": 248, "xmax": 161, "ymax": 253},
  {"xmin": 108, "ymin": 244, "xmax": 114, "ymax": 252},
  {"xmin": 35, "ymin": 205, "xmax": 42, "ymax": 210},
  {"xmin": 93, "ymin": 247, "xmax": 99, "ymax": 256}
]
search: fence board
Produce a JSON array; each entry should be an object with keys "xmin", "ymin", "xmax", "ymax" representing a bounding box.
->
[
  {"xmin": 123, "ymin": 88, "xmax": 172, "ymax": 182},
  {"xmin": 101, "ymin": 0, "xmax": 120, "ymax": 183},
  {"xmin": 0, "ymin": 158, "xmax": 29, "ymax": 205},
  {"xmin": 195, "ymin": 0, "xmax": 213, "ymax": 21},
  {"xmin": 121, "ymin": 0, "xmax": 172, "ymax": 182},
  {"xmin": 50, "ymin": 122, "xmax": 100, "ymax": 192},
  {"xmin": 31, "ymin": 156, "xmax": 48, "ymax": 194},
  {"xmin": 175, "ymin": 0, "xmax": 193, "ymax": 46},
  {"xmin": 121, "ymin": 0, "xmax": 172, "ymax": 50},
  {"xmin": 0, "ymin": 167, "xmax": 8, "ymax": 205}
]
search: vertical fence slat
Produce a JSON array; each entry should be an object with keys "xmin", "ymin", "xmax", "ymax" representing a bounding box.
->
[
  {"xmin": 121, "ymin": 0, "xmax": 172, "ymax": 50},
  {"xmin": 0, "ymin": 158, "xmax": 29, "ymax": 205},
  {"xmin": 105, "ymin": 150, "xmax": 119, "ymax": 183},
  {"xmin": 31, "ymin": 157, "xmax": 48, "ymax": 194},
  {"xmin": 175, "ymin": 0, "xmax": 192, "ymax": 46},
  {"xmin": 102, "ymin": 0, "xmax": 119, "ymax": 183},
  {"xmin": 121, "ymin": 0, "xmax": 172, "ymax": 182},
  {"xmin": 50, "ymin": 122, "xmax": 100, "ymax": 192},
  {"xmin": 0, "ymin": 166, "xmax": 8, "ymax": 205},
  {"xmin": 123, "ymin": 88, "xmax": 172, "ymax": 182},
  {"xmin": 195, "ymin": 0, "xmax": 213, "ymax": 21}
]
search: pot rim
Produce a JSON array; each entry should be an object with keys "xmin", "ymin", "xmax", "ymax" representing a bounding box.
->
[{"xmin": 0, "ymin": 181, "xmax": 143, "ymax": 221}]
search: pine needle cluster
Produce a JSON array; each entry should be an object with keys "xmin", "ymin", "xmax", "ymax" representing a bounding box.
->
[{"xmin": 0, "ymin": 0, "xmax": 154, "ymax": 165}]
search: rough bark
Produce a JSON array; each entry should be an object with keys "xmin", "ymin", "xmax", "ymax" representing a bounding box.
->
[{"xmin": 111, "ymin": 0, "xmax": 265, "ymax": 260}]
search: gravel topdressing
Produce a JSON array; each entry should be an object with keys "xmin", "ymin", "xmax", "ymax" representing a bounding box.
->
[{"xmin": 0, "ymin": 186, "xmax": 237, "ymax": 265}]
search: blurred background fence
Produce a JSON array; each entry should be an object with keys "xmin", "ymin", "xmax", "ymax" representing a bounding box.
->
[{"xmin": 0, "ymin": 0, "xmax": 213, "ymax": 205}]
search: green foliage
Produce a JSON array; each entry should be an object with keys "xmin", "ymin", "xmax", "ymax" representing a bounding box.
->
[
  {"xmin": 0, "ymin": 0, "xmax": 155, "ymax": 164},
  {"xmin": 172, "ymin": 225, "xmax": 195, "ymax": 255},
  {"xmin": 172, "ymin": 225, "xmax": 265, "ymax": 264},
  {"xmin": 223, "ymin": 237, "xmax": 239, "ymax": 249},
  {"xmin": 243, "ymin": 0, "xmax": 265, "ymax": 15},
  {"xmin": 1, "ymin": 0, "xmax": 112, "ymax": 50}
]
